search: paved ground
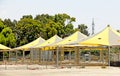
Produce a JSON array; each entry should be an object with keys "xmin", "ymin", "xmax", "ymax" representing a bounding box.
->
[{"xmin": 0, "ymin": 66, "xmax": 120, "ymax": 76}]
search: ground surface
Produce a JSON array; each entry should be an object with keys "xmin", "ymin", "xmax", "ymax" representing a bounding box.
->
[{"xmin": 0, "ymin": 65, "xmax": 120, "ymax": 76}]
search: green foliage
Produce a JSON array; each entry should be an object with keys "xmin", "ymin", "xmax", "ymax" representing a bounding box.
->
[
  {"xmin": 21, "ymin": 15, "xmax": 33, "ymax": 19},
  {"xmin": 34, "ymin": 13, "xmax": 76, "ymax": 38},
  {"xmin": 15, "ymin": 18, "xmax": 43, "ymax": 46},
  {"xmin": 110, "ymin": 47, "xmax": 119, "ymax": 53},
  {"xmin": 80, "ymin": 50, "xmax": 99, "ymax": 56},
  {"xmin": 0, "ymin": 33, "xmax": 6, "ymax": 44},
  {"xmin": 77, "ymin": 24, "xmax": 89, "ymax": 36},
  {"xmin": 64, "ymin": 23, "xmax": 74, "ymax": 36},
  {"xmin": 3, "ymin": 19, "xmax": 15, "ymax": 30},
  {"xmin": 0, "ymin": 20, "xmax": 16, "ymax": 48},
  {"xmin": 0, "ymin": 19, "xmax": 6, "ymax": 32},
  {"xmin": 0, "ymin": 13, "xmax": 90, "ymax": 48},
  {"xmin": 1, "ymin": 27, "xmax": 16, "ymax": 47},
  {"xmin": 4, "ymin": 52, "xmax": 9, "ymax": 57}
]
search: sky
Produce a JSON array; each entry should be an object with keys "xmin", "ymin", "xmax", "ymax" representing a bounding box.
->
[{"xmin": 0, "ymin": 0, "xmax": 120, "ymax": 34}]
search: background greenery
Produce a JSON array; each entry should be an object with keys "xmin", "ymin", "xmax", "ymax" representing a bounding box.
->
[{"xmin": 0, "ymin": 13, "xmax": 90, "ymax": 48}]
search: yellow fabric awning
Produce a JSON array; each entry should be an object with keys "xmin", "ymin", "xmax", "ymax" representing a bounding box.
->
[
  {"xmin": 35, "ymin": 35, "xmax": 62, "ymax": 50},
  {"xmin": 80, "ymin": 25, "xmax": 120, "ymax": 46},
  {"xmin": 0, "ymin": 44, "xmax": 11, "ymax": 50},
  {"xmin": 55, "ymin": 31, "xmax": 87, "ymax": 46},
  {"xmin": 14, "ymin": 37, "xmax": 45, "ymax": 50}
]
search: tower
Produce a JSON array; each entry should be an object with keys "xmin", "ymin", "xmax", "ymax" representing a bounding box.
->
[{"xmin": 92, "ymin": 18, "xmax": 95, "ymax": 35}]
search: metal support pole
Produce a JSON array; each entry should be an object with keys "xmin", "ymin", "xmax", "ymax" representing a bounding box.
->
[
  {"xmin": 102, "ymin": 48, "xmax": 104, "ymax": 66},
  {"xmin": 39, "ymin": 49, "xmax": 41, "ymax": 63},
  {"xmin": 30, "ymin": 49, "xmax": 32, "ymax": 64},
  {"xmin": 79, "ymin": 48, "xmax": 81, "ymax": 64},
  {"xmin": 43, "ymin": 47, "xmax": 47, "ymax": 69},
  {"xmin": 60, "ymin": 47, "xmax": 64, "ymax": 61},
  {"xmin": 56, "ymin": 46, "xmax": 59, "ymax": 68},
  {"xmin": 23, "ymin": 51, "xmax": 25, "ymax": 64},
  {"xmin": 75, "ymin": 46, "xmax": 79, "ymax": 65},
  {"xmin": 9, "ymin": 51, "xmax": 10, "ymax": 62},
  {"xmin": 42, "ymin": 51, "xmax": 44, "ymax": 64},
  {"xmin": 48, "ymin": 50, "xmax": 50, "ymax": 62},
  {"xmin": 3, "ymin": 51, "xmax": 6, "ymax": 70},
  {"xmin": 69, "ymin": 51, "xmax": 71, "ymax": 62},
  {"xmin": 108, "ymin": 46, "xmax": 110, "ymax": 67},
  {"xmin": 3, "ymin": 51, "xmax": 4, "ymax": 62},
  {"xmin": 100, "ymin": 50, "xmax": 102, "ymax": 62}
]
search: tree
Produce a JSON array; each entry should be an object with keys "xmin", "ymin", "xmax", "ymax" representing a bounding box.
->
[
  {"xmin": 3, "ymin": 19, "xmax": 15, "ymax": 29},
  {"xmin": 43, "ymin": 21, "xmax": 58, "ymax": 39},
  {"xmin": 77, "ymin": 24, "xmax": 89, "ymax": 36},
  {"xmin": 1, "ymin": 27, "xmax": 16, "ymax": 47},
  {"xmin": 21, "ymin": 15, "xmax": 33, "ymax": 19},
  {"xmin": 54, "ymin": 13, "xmax": 76, "ymax": 38},
  {"xmin": 34, "ymin": 14, "xmax": 53, "ymax": 25},
  {"xmin": 34, "ymin": 13, "xmax": 75, "ymax": 39},
  {"xmin": 0, "ymin": 19, "xmax": 6, "ymax": 32},
  {"xmin": 15, "ymin": 17, "xmax": 43, "ymax": 46},
  {"xmin": 0, "ymin": 19, "xmax": 16, "ymax": 47},
  {"xmin": 0, "ymin": 13, "xmax": 91, "ymax": 47},
  {"xmin": 64, "ymin": 23, "xmax": 74, "ymax": 37}
]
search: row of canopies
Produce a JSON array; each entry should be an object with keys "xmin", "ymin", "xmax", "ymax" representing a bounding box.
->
[
  {"xmin": 13, "ymin": 30, "xmax": 87, "ymax": 50},
  {"xmin": 1, "ymin": 25, "xmax": 120, "ymax": 50}
]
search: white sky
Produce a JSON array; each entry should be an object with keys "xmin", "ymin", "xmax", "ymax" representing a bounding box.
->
[{"xmin": 0, "ymin": 0, "xmax": 120, "ymax": 34}]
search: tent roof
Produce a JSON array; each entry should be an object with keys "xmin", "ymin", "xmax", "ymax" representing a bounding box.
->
[
  {"xmin": 14, "ymin": 37, "xmax": 45, "ymax": 50},
  {"xmin": 35, "ymin": 35, "xmax": 62, "ymax": 48},
  {"xmin": 55, "ymin": 31, "xmax": 87, "ymax": 46},
  {"xmin": 80, "ymin": 25, "xmax": 120, "ymax": 46},
  {"xmin": 0, "ymin": 44, "xmax": 11, "ymax": 50}
]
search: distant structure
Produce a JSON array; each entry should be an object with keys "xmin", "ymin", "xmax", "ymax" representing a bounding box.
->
[{"xmin": 92, "ymin": 18, "xmax": 95, "ymax": 35}]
